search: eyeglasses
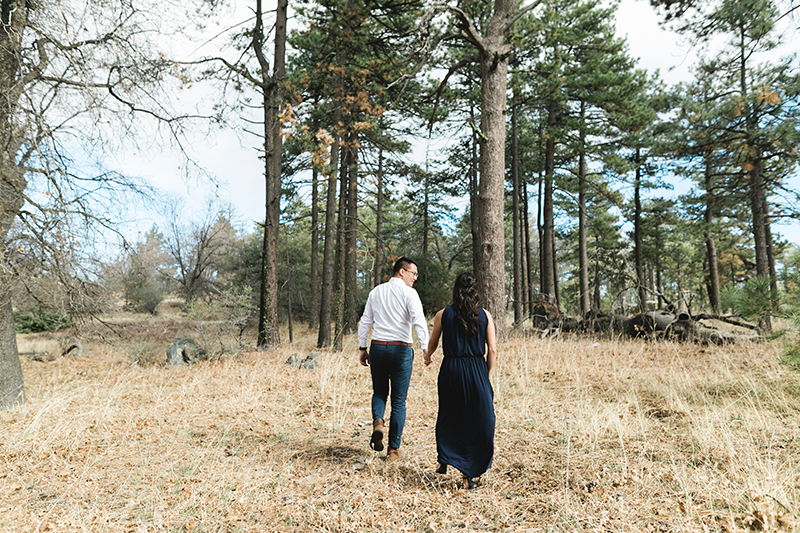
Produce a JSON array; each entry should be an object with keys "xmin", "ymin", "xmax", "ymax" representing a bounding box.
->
[{"xmin": 403, "ymin": 268, "xmax": 419, "ymax": 279}]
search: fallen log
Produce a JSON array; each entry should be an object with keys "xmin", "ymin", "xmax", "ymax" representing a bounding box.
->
[
  {"xmin": 695, "ymin": 326, "xmax": 760, "ymax": 345},
  {"xmin": 692, "ymin": 313, "xmax": 760, "ymax": 331}
]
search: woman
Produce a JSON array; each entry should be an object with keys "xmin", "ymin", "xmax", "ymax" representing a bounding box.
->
[{"xmin": 424, "ymin": 272, "xmax": 497, "ymax": 489}]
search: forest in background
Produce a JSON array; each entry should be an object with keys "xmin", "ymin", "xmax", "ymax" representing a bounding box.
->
[{"xmin": 2, "ymin": 0, "xmax": 800, "ymax": 408}]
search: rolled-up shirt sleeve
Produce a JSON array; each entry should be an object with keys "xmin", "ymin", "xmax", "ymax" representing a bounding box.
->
[
  {"xmin": 358, "ymin": 294, "xmax": 374, "ymax": 348},
  {"xmin": 408, "ymin": 290, "xmax": 429, "ymax": 349}
]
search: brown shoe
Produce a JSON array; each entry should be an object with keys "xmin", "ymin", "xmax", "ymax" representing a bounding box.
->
[
  {"xmin": 370, "ymin": 419, "xmax": 385, "ymax": 452},
  {"xmin": 386, "ymin": 447, "xmax": 403, "ymax": 462}
]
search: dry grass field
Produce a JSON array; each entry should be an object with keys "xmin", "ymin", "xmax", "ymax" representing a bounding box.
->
[{"xmin": 2, "ymin": 319, "xmax": 800, "ymax": 532}]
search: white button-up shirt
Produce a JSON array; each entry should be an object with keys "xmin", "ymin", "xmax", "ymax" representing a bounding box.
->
[{"xmin": 358, "ymin": 277, "xmax": 429, "ymax": 349}]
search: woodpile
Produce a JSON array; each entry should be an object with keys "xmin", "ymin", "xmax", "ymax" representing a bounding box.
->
[{"xmin": 530, "ymin": 306, "xmax": 760, "ymax": 344}]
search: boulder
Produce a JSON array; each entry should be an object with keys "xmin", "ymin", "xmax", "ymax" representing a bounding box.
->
[
  {"xmin": 166, "ymin": 337, "xmax": 207, "ymax": 366},
  {"xmin": 285, "ymin": 353, "xmax": 301, "ymax": 368},
  {"xmin": 286, "ymin": 351, "xmax": 321, "ymax": 372}
]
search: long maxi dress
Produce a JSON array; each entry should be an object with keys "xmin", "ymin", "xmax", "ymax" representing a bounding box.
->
[{"xmin": 436, "ymin": 305, "xmax": 496, "ymax": 479}]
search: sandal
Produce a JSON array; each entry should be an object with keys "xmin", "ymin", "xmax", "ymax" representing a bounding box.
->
[{"xmin": 435, "ymin": 464, "xmax": 447, "ymax": 475}]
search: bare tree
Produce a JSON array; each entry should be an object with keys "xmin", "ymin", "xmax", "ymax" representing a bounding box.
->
[
  {"xmin": 162, "ymin": 200, "xmax": 238, "ymax": 303},
  {"xmin": 0, "ymin": 0, "xmax": 203, "ymax": 410}
]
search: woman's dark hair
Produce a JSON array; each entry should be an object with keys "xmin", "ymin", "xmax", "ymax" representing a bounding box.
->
[{"xmin": 452, "ymin": 272, "xmax": 480, "ymax": 336}]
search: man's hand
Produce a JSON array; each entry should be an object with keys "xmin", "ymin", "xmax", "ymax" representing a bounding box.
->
[
  {"xmin": 423, "ymin": 348, "xmax": 432, "ymax": 366},
  {"xmin": 359, "ymin": 348, "xmax": 369, "ymax": 366}
]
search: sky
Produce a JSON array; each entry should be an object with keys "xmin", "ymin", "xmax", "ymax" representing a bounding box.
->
[{"xmin": 117, "ymin": 0, "xmax": 800, "ymax": 245}]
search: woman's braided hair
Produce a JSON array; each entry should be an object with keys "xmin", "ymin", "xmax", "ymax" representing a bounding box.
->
[{"xmin": 452, "ymin": 272, "xmax": 480, "ymax": 337}]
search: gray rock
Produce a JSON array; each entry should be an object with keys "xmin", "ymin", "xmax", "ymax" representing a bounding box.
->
[
  {"xmin": 285, "ymin": 353, "xmax": 301, "ymax": 368},
  {"xmin": 166, "ymin": 337, "xmax": 207, "ymax": 366},
  {"xmin": 300, "ymin": 357, "xmax": 319, "ymax": 372}
]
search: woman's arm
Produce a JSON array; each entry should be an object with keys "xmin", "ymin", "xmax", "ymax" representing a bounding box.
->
[
  {"xmin": 425, "ymin": 309, "xmax": 444, "ymax": 366},
  {"xmin": 484, "ymin": 309, "xmax": 498, "ymax": 376}
]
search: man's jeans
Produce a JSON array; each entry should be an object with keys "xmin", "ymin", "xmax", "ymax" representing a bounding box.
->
[{"xmin": 369, "ymin": 344, "xmax": 414, "ymax": 450}]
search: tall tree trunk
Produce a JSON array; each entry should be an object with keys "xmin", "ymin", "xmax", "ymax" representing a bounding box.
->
[
  {"xmin": 0, "ymin": 302, "xmax": 25, "ymax": 409},
  {"xmin": 256, "ymin": 0, "xmax": 286, "ymax": 349},
  {"xmin": 656, "ymin": 259, "xmax": 664, "ymax": 309},
  {"xmin": 373, "ymin": 149, "xmax": 384, "ymax": 288},
  {"xmin": 537, "ymin": 163, "xmax": 543, "ymax": 295},
  {"xmin": 541, "ymin": 100, "xmax": 557, "ymax": 302},
  {"xmin": 552, "ymin": 234, "xmax": 561, "ymax": 309},
  {"xmin": 470, "ymin": 103, "xmax": 479, "ymax": 273},
  {"xmin": 471, "ymin": 0, "xmax": 515, "ymax": 339},
  {"xmin": 523, "ymin": 181, "xmax": 534, "ymax": 317},
  {"xmin": 0, "ymin": 0, "xmax": 28, "ymax": 410},
  {"xmin": 345, "ymin": 134, "xmax": 358, "ymax": 335},
  {"xmin": 423, "ymin": 177, "xmax": 430, "ymax": 257},
  {"xmin": 285, "ymin": 229, "xmax": 293, "ymax": 343},
  {"xmin": 334, "ymin": 145, "xmax": 348, "ymax": 351},
  {"xmin": 577, "ymin": 101, "xmax": 590, "ymax": 318},
  {"xmin": 309, "ymin": 166, "xmax": 320, "ymax": 329},
  {"xmin": 511, "ymin": 91, "xmax": 522, "ymax": 326},
  {"xmin": 749, "ymin": 150, "xmax": 771, "ymax": 333},
  {"xmin": 738, "ymin": 22, "xmax": 771, "ymax": 332},
  {"xmin": 633, "ymin": 148, "xmax": 646, "ymax": 314},
  {"xmin": 764, "ymin": 197, "xmax": 777, "ymax": 293},
  {"xmin": 703, "ymin": 158, "xmax": 721, "ymax": 313},
  {"xmin": 592, "ymin": 250, "xmax": 601, "ymax": 311},
  {"xmin": 317, "ymin": 130, "xmax": 341, "ymax": 348}
]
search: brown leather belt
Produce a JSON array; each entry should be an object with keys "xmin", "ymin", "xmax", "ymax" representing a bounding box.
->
[{"xmin": 371, "ymin": 340, "xmax": 412, "ymax": 347}]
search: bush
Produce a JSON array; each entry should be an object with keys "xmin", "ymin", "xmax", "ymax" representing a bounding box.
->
[
  {"xmin": 14, "ymin": 305, "xmax": 73, "ymax": 333},
  {"xmin": 123, "ymin": 261, "xmax": 167, "ymax": 314},
  {"xmin": 721, "ymin": 275, "xmax": 782, "ymax": 325},
  {"xmin": 781, "ymin": 314, "xmax": 800, "ymax": 371}
]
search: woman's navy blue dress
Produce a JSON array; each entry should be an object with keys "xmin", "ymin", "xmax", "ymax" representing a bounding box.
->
[{"xmin": 436, "ymin": 306, "xmax": 495, "ymax": 479}]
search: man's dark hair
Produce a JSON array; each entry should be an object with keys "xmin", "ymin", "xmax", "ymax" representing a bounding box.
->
[{"xmin": 393, "ymin": 257, "xmax": 417, "ymax": 275}]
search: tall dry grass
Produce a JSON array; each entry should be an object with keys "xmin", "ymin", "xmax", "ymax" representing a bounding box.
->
[{"xmin": 2, "ymin": 325, "xmax": 799, "ymax": 532}]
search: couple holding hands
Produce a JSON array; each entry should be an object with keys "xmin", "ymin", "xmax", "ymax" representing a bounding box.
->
[{"xmin": 357, "ymin": 257, "xmax": 498, "ymax": 490}]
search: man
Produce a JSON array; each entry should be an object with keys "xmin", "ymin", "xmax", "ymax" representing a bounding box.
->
[{"xmin": 358, "ymin": 257, "xmax": 429, "ymax": 461}]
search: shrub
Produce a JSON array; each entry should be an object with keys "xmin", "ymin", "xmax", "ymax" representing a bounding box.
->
[
  {"xmin": 721, "ymin": 275, "xmax": 782, "ymax": 326},
  {"xmin": 14, "ymin": 305, "xmax": 73, "ymax": 334},
  {"xmin": 781, "ymin": 314, "xmax": 800, "ymax": 371}
]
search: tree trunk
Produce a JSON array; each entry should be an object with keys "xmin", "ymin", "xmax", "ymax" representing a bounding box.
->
[
  {"xmin": 552, "ymin": 233, "xmax": 561, "ymax": 309},
  {"xmin": 373, "ymin": 149, "xmax": 384, "ymax": 288},
  {"xmin": 541, "ymin": 99, "xmax": 557, "ymax": 301},
  {"xmin": 749, "ymin": 157, "xmax": 769, "ymax": 278},
  {"xmin": 309, "ymin": 166, "xmax": 320, "ymax": 329},
  {"xmin": 592, "ymin": 250, "xmax": 601, "ymax": 311},
  {"xmin": 523, "ymin": 181, "xmax": 534, "ymax": 317},
  {"xmin": 345, "ymin": 133, "xmax": 358, "ymax": 335},
  {"xmin": 474, "ymin": 2, "xmax": 513, "ymax": 340},
  {"xmin": 703, "ymin": 158, "xmax": 721, "ymax": 313},
  {"xmin": 633, "ymin": 148, "xmax": 646, "ymax": 314},
  {"xmin": 0, "ymin": 0, "xmax": 29, "ymax": 410},
  {"xmin": 470, "ymin": 103, "xmax": 479, "ymax": 272},
  {"xmin": 256, "ymin": 0, "xmax": 286, "ymax": 349},
  {"xmin": 0, "ymin": 302, "xmax": 25, "ymax": 409},
  {"xmin": 764, "ymin": 197, "xmax": 777, "ymax": 294},
  {"xmin": 285, "ymin": 229, "xmax": 293, "ymax": 343},
  {"xmin": 749, "ymin": 151, "xmax": 771, "ymax": 333},
  {"xmin": 577, "ymin": 100, "xmax": 590, "ymax": 318},
  {"xmin": 334, "ymin": 144, "xmax": 347, "ymax": 351},
  {"xmin": 423, "ymin": 177, "xmax": 430, "ymax": 256},
  {"xmin": 738, "ymin": 21, "xmax": 771, "ymax": 333},
  {"xmin": 317, "ymin": 131, "xmax": 340, "ymax": 348},
  {"xmin": 511, "ymin": 90, "xmax": 522, "ymax": 326}
]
